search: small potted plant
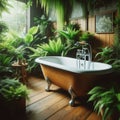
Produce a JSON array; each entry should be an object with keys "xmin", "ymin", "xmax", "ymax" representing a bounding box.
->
[
  {"xmin": 0, "ymin": 78, "xmax": 29, "ymax": 120},
  {"xmin": 88, "ymin": 86, "xmax": 120, "ymax": 120}
]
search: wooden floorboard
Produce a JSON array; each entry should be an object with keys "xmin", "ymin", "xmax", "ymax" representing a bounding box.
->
[{"xmin": 26, "ymin": 76, "xmax": 102, "ymax": 120}]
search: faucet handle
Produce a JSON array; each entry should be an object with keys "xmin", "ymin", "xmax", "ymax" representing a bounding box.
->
[
  {"xmin": 83, "ymin": 48, "xmax": 89, "ymax": 54},
  {"xmin": 76, "ymin": 49, "xmax": 82, "ymax": 59}
]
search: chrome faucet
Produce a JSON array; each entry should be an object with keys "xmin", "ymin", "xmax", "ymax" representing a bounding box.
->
[{"xmin": 76, "ymin": 41, "xmax": 92, "ymax": 69}]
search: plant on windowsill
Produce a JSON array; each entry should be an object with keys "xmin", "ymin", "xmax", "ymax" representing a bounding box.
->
[
  {"xmin": 0, "ymin": 78, "xmax": 29, "ymax": 119},
  {"xmin": 88, "ymin": 86, "xmax": 120, "ymax": 120}
]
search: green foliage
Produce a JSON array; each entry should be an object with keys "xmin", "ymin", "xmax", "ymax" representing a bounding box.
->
[
  {"xmin": 95, "ymin": 47, "xmax": 113, "ymax": 63},
  {"xmin": 0, "ymin": 54, "xmax": 13, "ymax": 73},
  {"xmin": 58, "ymin": 23, "xmax": 80, "ymax": 45},
  {"xmin": 40, "ymin": 38, "xmax": 65, "ymax": 56},
  {"xmin": 0, "ymin": 0, "xmax": 11, "ymax": 17},
  {"xmin": 34, "ymin": 15, "xmax": 50, "ymax": 35},
  {"xmin": 88, "ymin": 86, "xmax": 120, "ymax": 120},
  {"xmin": 35, "ymin": 0, "xmax": 75, "ymax": 30},
  {"xmin": 80, "ymin": 31, "xmax": 94, "ymax": 42},
  {"xmin": 95, "ymin": 46, "xmax": 120, "ymax": 71},
  {"xmin": 24, "ymin": 26, "xmax": 39, "ymax": 45},
  {"xmin": 96, "ymin": 14, "xmax": 120, "ymax": 71},
  {"xmin": 0, "ymin": 78, "xmax": 29, "ymax": 101},
  {"xmin": 0, "ymin": 21, "xmax": 8, "ymax": 35},
  {"xmin": 26, "ymin": 46, "xmax": 46, "ymax": 72}
]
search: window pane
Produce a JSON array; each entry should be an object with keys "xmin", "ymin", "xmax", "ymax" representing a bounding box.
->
[{"xmin": 1, "ymin": 0, "xmax": 27, "ymax": 37}]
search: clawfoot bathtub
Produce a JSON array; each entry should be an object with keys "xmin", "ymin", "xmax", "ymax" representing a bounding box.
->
[{"xmin": 35, "ymin": 56, "xmax": 112, "ymax": 106}]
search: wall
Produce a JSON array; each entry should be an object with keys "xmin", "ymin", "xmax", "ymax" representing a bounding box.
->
[{"xmin": 70, "ymin": 1, "xmax": 117, "ymax": 57}]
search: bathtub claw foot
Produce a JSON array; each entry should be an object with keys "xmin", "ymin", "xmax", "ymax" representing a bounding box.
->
[
  {"xmin": 68, "ymin": 87, "xmax": 77, "ymax": 107},
  {"xmin": 45, "ymin": 77, "xmax": 51, "ymax": 92},
  {"xmin": 69, "ymin": 99, "xmax": 75, "ymax": 107}
]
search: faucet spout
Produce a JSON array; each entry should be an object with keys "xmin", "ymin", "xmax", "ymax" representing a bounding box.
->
[{"xmin": 76, "ymin": 42, "xmax": 92, "ymax": 69}]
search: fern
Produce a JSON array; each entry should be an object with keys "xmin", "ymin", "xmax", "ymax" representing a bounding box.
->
[
  {"xmin": 88, "ymin": 86, "xmax": 120, "ymax": 120},
  {"xmin": 0, "ymin": 78, "xmax": 29, "ymax": 101},
  {"xmin": 40, "ymin": 38, "xmax": 65, "ymax": 56}
]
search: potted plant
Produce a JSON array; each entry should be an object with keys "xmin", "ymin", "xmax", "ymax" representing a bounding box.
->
[
  {"xmin": 0, "ymin": 78, "xmax": 29, "ymax": 120},
  {"xmin": 88, "ymin": 86, "xmax": 120, "ymax": 120}
]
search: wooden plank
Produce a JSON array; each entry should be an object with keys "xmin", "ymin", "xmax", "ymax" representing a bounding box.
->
[
  {"xmin": 28, "ymin": 77, "xmax": 59, "ymax": 98},
  {"xmin": 87, "ymin": 112, "xmax": 102, "ymax": 120},
  {"xmin": 27, "ymin": 80, "xmax": 46, "ymax": 98},
  {"xmin": 47, "ymin": 105, "xmax": 91, "ymax": 120},
  {"xmin": 26, "ymin": 91, "xmax": 67, "ymax": 113},
  {"xmin": 27, "ymin": 77, "xmax": 62, "ymax": 106},
  {"xmin": 109, "ymin": 34, "xmax": 114, "ymax": 45},
  {"xmin": 26, "ymin": 76, "xmax": 103, "ymax": 120},
  {"xmin": 62, "ymin": 106, "xmax": 92, "ymax": 120},
  {"xmin": 26, "ymin": 88, "xmax": 55, "ymax": 106},
  {"xmin": 26, "ymin": 95, "xmax": 68, "ymax": 120},
  {"xmin": 38, "ymin": 97, "xmax": 69, "ymax": 120}
]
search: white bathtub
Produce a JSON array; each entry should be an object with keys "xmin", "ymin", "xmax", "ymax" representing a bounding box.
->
[{"xmin": 35, "ymin": 56, "xmax": 112, "ymax": 106}]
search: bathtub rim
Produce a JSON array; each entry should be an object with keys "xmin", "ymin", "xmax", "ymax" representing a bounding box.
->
[{"xmin": 35, "ymin": 56, "xmax": 113, "ymax": 75}]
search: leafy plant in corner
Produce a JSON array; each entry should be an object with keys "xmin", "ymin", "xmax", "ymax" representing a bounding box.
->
[
  {"xmin": 88, "ymin": 86, "xmax": 120, "ymax": 120},
  {"xmin": 0, "ymin": 78, "xmax": 29, "ymax": 102},
  {"xmin": 95, "ymin": 47, "xmax": 114, "ymax": 63},
  {"xmin": 0, "ymin": 78, "xmax": 29, "ymax": 119}
]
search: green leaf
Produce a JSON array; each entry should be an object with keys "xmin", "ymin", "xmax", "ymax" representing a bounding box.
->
[
  {"xmin": 117, "ymin": 104, "xmax": 120, "ymax": 111},
  {"xmin": 116, "ymin": 93, "xmax": 120, "ymax": 101},
  {"xmin": 102, "ymin": 107, "xmax": 111, "ymax": 120},
  {"xmin": 88, "ymin": 86, "xmax": 105, "ymax": 95},
  {"xmin": 25, "ymin": 34, "xmax": 33, "ymax": 43},
  {"xmin": 28, "ymin": 26, "xmax": 38, "ymax": 35}
]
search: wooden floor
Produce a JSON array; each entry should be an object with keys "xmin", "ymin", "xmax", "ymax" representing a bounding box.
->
[{"xmin": 26, "ymin": 76, "xmax": 102, "ymax": 120}]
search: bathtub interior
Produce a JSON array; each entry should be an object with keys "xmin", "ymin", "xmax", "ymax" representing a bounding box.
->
[{"xmin": 35, "ymin": 56, "xmax": 112, "ymax": 74}]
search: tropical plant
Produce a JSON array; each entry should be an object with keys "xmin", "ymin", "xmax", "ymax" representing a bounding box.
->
[
  {"xmin": 35, "ymin": 0, "xmax": 74, "ymax": 30},
  {"xmin": 95, "ymin": 13, "xmax": 120, "ymax": 71},
  {"xmin": 34, "ymin": 15, "xmax": 50, "ymax": 35},
  {"xmin": 0, "ymin": 0, "xmax": 11, "ymax": 17},
  {"xmin": 95, "ymin": 47, "xmax": 114, "ymax": 63},
  {"xmin": 0, "ymin": 78, "xmax": 29, "ymax": 102},
  {"xmin": 113, "ymin": 14, "xmax": 120, "ymax": 60},
  {"xmin": 80, "ymin": 31, "xmax": 94, "ymax": 43},
  {"xmin": 88, "ymin": 86, "xmax": 120, "ymax": 120},
  {"xmin": 24, "ymin": 26, "xmax": 39, "ymax": 46},
  {"xmin": 95, "ymin": 46, "xmax": 120, "ymax": 71},
  {"xmin": 29, "ymin": 0, "xmax": 117, "ymax": 30},
  {"xmin": 25, "ymin": 46, "xmax": 46, "ymax": 72},
  {"xmin": 0, "ymin": 54, "xmax": 13, "ymax": 74},
  {"xmin": 40, "ymin": 37, "xmax": 65, "ymax": 56},
  {"xmin": 58, "ymin": 24, "xmax": 80, "ymax": 45},
  {"xmin": 0, "ymin": 21, "xmax": 8, "ymax": 35}
]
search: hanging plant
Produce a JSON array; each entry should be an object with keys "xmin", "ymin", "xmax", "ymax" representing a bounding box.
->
[
  {"xmin": 29, "ymin": 0, "xmax": 118, "ymax": 30},
  {"xmin": 35, "ymin": 0, "xmax": 74, "ymax": 30}
]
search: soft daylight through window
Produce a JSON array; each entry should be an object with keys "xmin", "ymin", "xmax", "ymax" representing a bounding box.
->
[{"xmin": 1, "ymin": 0, "xmax": 27, "ymax": 37}]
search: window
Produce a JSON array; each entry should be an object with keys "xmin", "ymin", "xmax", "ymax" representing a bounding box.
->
[{"xmin": 1, "ymin": 0, "xmax": 29, "ymax": 37}]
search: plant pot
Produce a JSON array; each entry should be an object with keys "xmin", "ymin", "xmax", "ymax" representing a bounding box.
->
[{"xmin": 0, "ymin": 98, "xmax": 26, "ymax": 120}]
